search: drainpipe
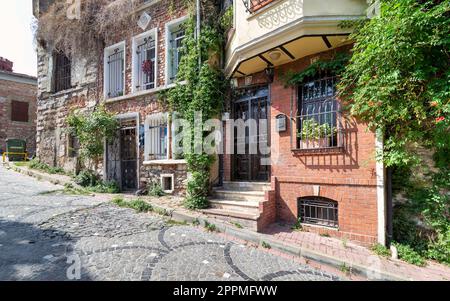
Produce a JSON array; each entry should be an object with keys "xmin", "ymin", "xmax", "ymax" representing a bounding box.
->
[
  {"xmin": 386, "ymin": 166, "xmax": 393, "ymax": 245},
  {"xmin": 376, "ymin": 128, "xmax": 387, "ymax": 246}
]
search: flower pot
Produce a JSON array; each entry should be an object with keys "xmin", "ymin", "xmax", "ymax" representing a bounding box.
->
[{"xmin": 300, "ymin": 138, "xmax": 330, "ymax": 149}]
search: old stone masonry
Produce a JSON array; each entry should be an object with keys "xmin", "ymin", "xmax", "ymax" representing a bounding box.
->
[{"xmin": 0, "ymin": 165, "xmax": 340, "ymax": 281}]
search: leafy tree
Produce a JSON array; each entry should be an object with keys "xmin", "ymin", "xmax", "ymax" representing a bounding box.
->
[{"xmin": 339, "ymin": 0, "xmax": 450, "ymax": 167}]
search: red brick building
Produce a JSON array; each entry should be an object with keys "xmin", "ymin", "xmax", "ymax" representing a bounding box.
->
[
  {"xmin": 206, "ymin": 0, "xmax": 387, "ymax": 246},
  {"xmin": 34, "ymin": 0, "xmax": 388, "ymax": 246},
  {"xmin": 0, "ymin": 57, "xmax": 37, "ymax": 157}
]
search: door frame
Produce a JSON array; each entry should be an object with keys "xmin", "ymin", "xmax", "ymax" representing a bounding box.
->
[
  {"xmin": 103, "ymin": 112, "xmax": 140, "ymax": 190},
  {"xmin": 231, "ymin": 84, "xmax": 271, "ymax": 182}
]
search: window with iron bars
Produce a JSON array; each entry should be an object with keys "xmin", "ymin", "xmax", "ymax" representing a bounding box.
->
[
  {"xmin": 298, "ymin": 197, "xmax": 338, "ymax": 228},
  {"xmin": 135, "ymin": 35, "xmax": 156, "ymax": 91},
  {"xmin": 105, "ymin": 45, "xmax": 125, "ymax": 98},
  {"xmin": 145, "ymin": 113, "xmax": 168, "ymax": 161},
  {"xmin": 291, "ymin": 72, "xmax": 343, "ymax": 151},
  {"xmin": 53, "ymin": 52, "xmax": 71, "ymax": 93},
  {"xmin": 168, "ymin": 27, "xmax": 185, "ymax": 82},
  {"xmin": 242, "ymin": 0, "xmax": 276, "ymax": 13}
]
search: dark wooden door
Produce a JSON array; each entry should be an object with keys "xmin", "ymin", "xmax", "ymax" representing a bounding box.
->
[
  {"xmin": 120, "ymin": 125, "xmax": 137, "ymax": 190},
  {"xmin": 233, "ymin": 86, "xmax": 270, "ymax": 182}
]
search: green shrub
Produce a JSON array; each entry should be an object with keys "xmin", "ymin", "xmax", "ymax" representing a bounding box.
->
[
  {"xmin": 393, "ymin": 243, "xmax": 427, "ymax": 267},
  {"xmin": 88, "ymin": 181, "xmax": 120, "ymax": 193},
  {"xmin": 75, "ymin": 170, "xmax": 99, "ymax": 187},
  {"xmin": 148, "ymin": 182, "xmax": 165, "ymax": 197},
  {"xmin": 426, "ymin": 229, "xmax": 450, "ymax": 266},
  {"xmin": 184, "ymin": 195, "xmax": 209, "ymax": 210},
  {"xmin": 204, "ymin": 221, "xmax": 217, "ymax": 232},
  {"xmin": 29, "ymin": 159, "xmax": 65, "ymax": 175},
  {"xmin": 371, "ymin": 243, "xmax": 391, "ymax": 258},
  {"xmin": 112, "ymin": 197, "xmax": 153, "ymax": 213},
  {"xmin": 128, "ymin": 199, "xmax": 153, "ymax": 213},
  {"xmin": 291, "ymin": 218, "xmax": 303, "ymax": 231}
]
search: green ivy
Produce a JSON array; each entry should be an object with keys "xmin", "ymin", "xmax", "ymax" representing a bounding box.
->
[
  {"xmin": 338, "ymin": 0, "xmax": 450, "ymax": 167},
  {"xmin": 164, "ymin": 2, "xmax": 225, "ymax": 210},
  {"xmin": 284, "ymin": 52, "xmax": 350, "ymax": 86},
  {"xmin": 67, "ymin": 105, "xmax": 118, "ymax": 165}
]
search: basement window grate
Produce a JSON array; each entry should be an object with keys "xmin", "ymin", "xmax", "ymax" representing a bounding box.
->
[{"xmin": 298, "ymin": 197, "xmax": 338, "ymax": 228}]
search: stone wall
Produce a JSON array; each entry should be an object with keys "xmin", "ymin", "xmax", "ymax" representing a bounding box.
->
[{"xmin": 35, "ymin": 0, "xmax": 190, "ymax": 194}]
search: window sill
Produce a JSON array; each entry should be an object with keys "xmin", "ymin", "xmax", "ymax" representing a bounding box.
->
[
  {"xmin": 300, "ymin": 223, "xmax": 339, "ymax": 231},
  {"xmin": 104, "ymin": 81, "xmax": 187, "ymax": 104},
  {"xmin": 291, "ymin": 147, "xmax": 345, "ymax": 156},
  {"xmin": 143, "ymin": 159, "xmax": 187, "ymax": 166}
]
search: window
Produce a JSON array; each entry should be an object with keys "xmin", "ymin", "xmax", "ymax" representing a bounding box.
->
[
  {"xmin": 145, "ymin": 113, "xmax": 168, "ymax": 161},
  {"xmin": 166, "ymin": 17, "xmax": 187, "ymax": 84},
  {"xmin": 160, "ymin": 174, "xmax": 174, "ymax": 193},
  {"xmin": 53, "ymin": 52, "xmax": 71, "ymax": 92},
  {"xmin": 104, "ymin": 42, "xmax": 125, "ymax": 98},
  {"xmin": 295, "ymin": 72, "xmax": 341, "ymax": 150},
  {"xmin": 67, "ymin": 133, "xmax": 79, "ymax": 157},
  {"xmin": 11, "ymin": 101, "xmax": 29, "ymax": 122},
  {"xmin": 132, "ymin": 30, "xmax": 158, "ymax": 93},
  {"xmin": 298, "ymin": 197, "xmax": 338, "ymax": 228}
]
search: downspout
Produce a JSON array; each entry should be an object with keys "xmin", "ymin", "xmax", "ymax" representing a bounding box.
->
[{"xmin": 376, "ymin": 128, "xmax": 387, "ymax": 246}]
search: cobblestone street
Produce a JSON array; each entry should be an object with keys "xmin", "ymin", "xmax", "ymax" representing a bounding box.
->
[{"xmin": 0, "ymin": 165, "xmax": 340, "ymax": 281}]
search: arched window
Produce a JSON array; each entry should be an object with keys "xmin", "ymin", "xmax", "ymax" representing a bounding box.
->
[{"xmin": 298, "ymin": 197, "xmax": 338, "ymax": 228}]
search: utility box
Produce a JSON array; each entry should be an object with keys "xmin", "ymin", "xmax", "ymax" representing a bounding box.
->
[{"xmin": 6, "ymin": 139, "xmax": 27, "ymax": 161}]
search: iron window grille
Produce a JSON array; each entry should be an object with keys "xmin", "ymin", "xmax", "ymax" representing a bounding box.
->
[
  {"xmin": 169, "ymin": 28, "xmax": 185, "ymax": 81},
  {"xmin": 242, "ymin": 0, "xmax": 276, "ymax": 13},
  {"xmin": 146, "ymin": 113, "xmax": 168, "ymax": 160},
  {"xmin": 54, "ymin": 52, "xmax": 71, "ymax": 92},
  {"xmin": 136, "ymin": 36, "xmax": 156, "ymax": 91},
  {"xmin": 299, "ymin": 197, "xmax": 338, "ymax": 228},
  {"xmin": 107, "ymin": 47, "xmax": 125, "ymax": 98},
  {"xmin": 291, "ymin": 73, "xmax": 343, "ymax": 151}
]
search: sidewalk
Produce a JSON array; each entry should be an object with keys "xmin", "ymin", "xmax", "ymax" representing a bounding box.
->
[{"xmin": 5, "ymin": 161, "xmax": 450, "ymax": 281}]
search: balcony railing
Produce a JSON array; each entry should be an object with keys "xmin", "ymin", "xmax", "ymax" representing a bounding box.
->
[{"xmin": 242, "ymin": 0, "xmax": 276, "ymax": 13}]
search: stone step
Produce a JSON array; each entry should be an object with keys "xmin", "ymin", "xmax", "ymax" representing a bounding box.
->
[
  {"xmin": 213, "ymin": 189, "xmax": 265, "ymax": 202},
  {"xmin": 209, "ymin": 199, "xmax": 260, "ymax": 215},
  {"xmin": 201, "ymin": 208, "xmax": 259, "ymax": 231},
  {"xmin": 221, "ymin": 181, "xmax": 270, "ymax": 192}
]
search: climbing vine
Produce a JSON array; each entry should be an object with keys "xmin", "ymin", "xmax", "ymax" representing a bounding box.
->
[
  {"xmin": 338, "ymin": 0, "xmax": 450, "ymax": 265},
  {"xmin": 163, "ymin": 1, "xmax": 226, "ymax": 209},
  {"xmin": 67, "ymin": 105, "xmax": 118, "ymax": 168},
  {"xmin": 284, "ymin": 52, "xmax": 350, "ymax": 86}
]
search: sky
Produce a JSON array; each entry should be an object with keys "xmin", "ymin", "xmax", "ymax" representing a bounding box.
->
[{"xmin": 0, "ymin": 0, "xmax": 37, "ymax": 76}]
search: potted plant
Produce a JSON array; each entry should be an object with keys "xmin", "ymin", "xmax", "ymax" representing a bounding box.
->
[{"xmin": 298, "ymin": 119, "xmax": 336, "ymax": 149}]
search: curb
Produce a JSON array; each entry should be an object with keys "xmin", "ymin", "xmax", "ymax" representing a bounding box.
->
[{"xmin": 4, "ymin": 162, "xmax": 409, "ymax": 281}]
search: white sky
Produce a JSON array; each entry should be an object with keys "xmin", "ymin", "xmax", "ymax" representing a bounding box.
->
[{"xmin": 0, "ymin": 0, "xmax": 37, "ymax": 76}]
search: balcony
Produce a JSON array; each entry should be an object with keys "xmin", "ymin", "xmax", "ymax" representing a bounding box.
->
[{"xmin": 226, "ymin": 0, "xmax": 368, "ymax": 77}]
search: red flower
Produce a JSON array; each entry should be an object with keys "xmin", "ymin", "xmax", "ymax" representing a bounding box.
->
[
  {"xmin": 436, "ymin": 116, "xmax": 445, "ymax": 123},
  {"xmin": 142, "ymin": 60, "xmax": 153, "ymax": 75}
]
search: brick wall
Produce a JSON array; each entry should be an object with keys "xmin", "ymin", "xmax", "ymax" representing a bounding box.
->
[
  {"xmin": 0, "ymin": 78, "xmax": 37, "ymax": 156},
  {"xmin": 227, "ymin": 46, "xmax": 379, "ymax": 244}
]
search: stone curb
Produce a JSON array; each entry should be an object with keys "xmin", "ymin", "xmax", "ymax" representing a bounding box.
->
[
  {"xmin": 4, "ymin": 162, "xmax": 409, "ymax": 281},
  {"xmin": 4, "ymin": 162, "xmax": 83, "ymax": 190}
]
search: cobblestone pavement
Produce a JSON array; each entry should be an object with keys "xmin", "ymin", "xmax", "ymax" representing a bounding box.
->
[{"xmin": 0, "ymin": 165, "xmax": 341, "ymax": 281}]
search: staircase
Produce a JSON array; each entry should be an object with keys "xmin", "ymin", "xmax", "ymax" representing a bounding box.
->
[{"xmin": 202, "ymin": 181, "xmax": 270, "ymax": 231}]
